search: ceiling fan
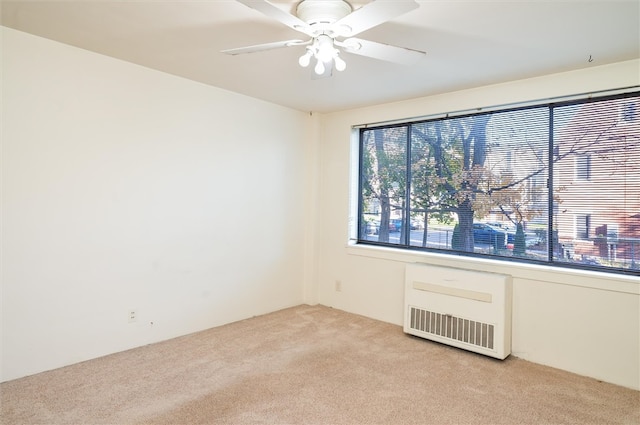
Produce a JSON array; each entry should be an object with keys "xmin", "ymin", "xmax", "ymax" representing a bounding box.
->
[{"xmin": 222, "ymin": 0, "xmax": 426, "ymax": 77}]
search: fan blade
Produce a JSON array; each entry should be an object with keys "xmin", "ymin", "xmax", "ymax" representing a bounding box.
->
[
  {"xmin": 339, "ymin": 38, "xmax": 425, "ymax": 65},
  {"xmin": 235, "ymin": 0, "xmax": 312, "ymax": 35},
  {"xmin": 332, "ymin": 0, "xmax": 419, "ymax": 37},
  {"xmin": 222, "ymin": 39, "xmax": 307, "ymax": 55}
]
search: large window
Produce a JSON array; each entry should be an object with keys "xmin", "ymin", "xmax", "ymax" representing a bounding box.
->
[{"xmin": 357, "ymin": 92, "xmax": 640, "ymax": 274}]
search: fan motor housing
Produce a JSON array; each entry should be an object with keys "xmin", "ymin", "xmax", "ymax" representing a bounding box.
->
[{"xmin": 296, "ymin": 0, "xmax": 352, "ymax": 26}]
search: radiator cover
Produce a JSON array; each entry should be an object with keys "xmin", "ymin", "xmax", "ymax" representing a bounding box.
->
[{"xmin": 403, "ymin": 263, "xmax": 512, "ymax": 359}]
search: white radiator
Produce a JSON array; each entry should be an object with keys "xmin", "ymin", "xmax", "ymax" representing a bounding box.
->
[{"xmin": 403, "ymin": 263, "xmax": 512, "ymax": 359}]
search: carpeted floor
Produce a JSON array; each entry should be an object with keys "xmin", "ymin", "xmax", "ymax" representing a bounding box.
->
[{"xmin": 1, "ymin": 304, "xmax": 639, "ymax": 424}]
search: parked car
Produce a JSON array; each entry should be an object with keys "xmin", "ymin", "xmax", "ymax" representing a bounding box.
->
[
  {"xmin": 486, "ymin": 222, "xmax": 516, "ymax": 244},
  {"xmin": 473, "ymin": 223, "xmax": 508, "ymax": 247},
  {"xmin": 390, "ymin": 219, "xmax": 403, "ymax": 232},
  {"xmin": 364, "ymin": 220, "xmax": 380, "ymax": 235}
]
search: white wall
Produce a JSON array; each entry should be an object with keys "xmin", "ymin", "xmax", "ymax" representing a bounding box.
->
[
  {"xmin": 1, "ymin": 27, "xmax": 313, "ymax": 382},
  {"xmin": 317, "ymin": 60, "xmax": 640, "ymax": 390}
]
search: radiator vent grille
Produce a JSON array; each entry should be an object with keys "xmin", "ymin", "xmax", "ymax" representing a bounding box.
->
[{"xmin": 409, "ymin": 306, "xmax": 494, "ymax": 350}]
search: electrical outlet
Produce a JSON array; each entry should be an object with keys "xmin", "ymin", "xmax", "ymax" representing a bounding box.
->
[
  {"xmin": 128, "ymin": 310, "xmax": 138, "ymax": 323},
  {"xmin": 335, "ymin": 280, "xmax": 342, "ymax": 292}
]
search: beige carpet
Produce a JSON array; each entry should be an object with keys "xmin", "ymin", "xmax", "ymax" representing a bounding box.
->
[{"xmin": 1, "ymin": 304, "xmax": 638, "ymax": 425}]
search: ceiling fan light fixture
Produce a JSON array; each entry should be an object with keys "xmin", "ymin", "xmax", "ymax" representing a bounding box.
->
[
  {"xmin": 300, "ymin": 34, "xmax": 347, "ymax": 74},
  {"xmin": 315, "ymin": 34, "xmax": 336, "ymax": 62},
  {"xmin": 303, "ymin": 34, "xmax": 347, "ymax": 74},
  {"xmin": 298, "ymin": 48, "xmax": 313, "ymax": 67},
  {"xmin": 314, "ymin": 58, "xmax": 326, "ymax": 75}
]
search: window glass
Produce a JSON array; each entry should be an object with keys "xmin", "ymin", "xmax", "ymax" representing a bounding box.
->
[
  {"xmin": 360, "ymin": 126, "xmax": 407, "ymax": 244},
  {"xmin": 553, "ymin": 96, "xmax": 640, "ymax": 269}
]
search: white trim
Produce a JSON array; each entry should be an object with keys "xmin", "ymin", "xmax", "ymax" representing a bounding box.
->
[
  {"xmin": 346, "ymin": 242, "xmax": 639, "ymax": 295},
  {"xmin": 347, "ymin": 128, "xmax": 360, "ymax": 241}
]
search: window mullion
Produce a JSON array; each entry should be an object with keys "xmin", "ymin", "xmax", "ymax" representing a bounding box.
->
[
  {"xmin": 404, "ymin": 125, "xmax": 412, "ymax": 246},
  {"xmin": 548, "ymin": 106, "xmax": 555, "ymax": 263}
]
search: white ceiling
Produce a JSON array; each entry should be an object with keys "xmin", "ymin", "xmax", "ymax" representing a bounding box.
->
[{"xmin": 2, "ymin": 0, "xmax": 639, "ymax": 113}]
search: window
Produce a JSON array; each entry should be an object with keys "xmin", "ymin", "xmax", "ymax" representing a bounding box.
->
[
  {"xmin": 356, "ymin": 92, "xmax": 640, "ymax": 275},
  {"xmin": 575, "ymin": 154, "xmax": 591, "ymax": 181},
  {"xmin": 575, "ymin": 214, "xmax": 591, "ymax": 239},
  {"xmin": 620, "ymin": 101, "xmax": 637, "ymax": 123}
]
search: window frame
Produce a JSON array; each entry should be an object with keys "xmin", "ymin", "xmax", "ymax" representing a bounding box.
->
[{"xmin": 354, "ymin": 90, "xmax": 640, "ymax": 277}]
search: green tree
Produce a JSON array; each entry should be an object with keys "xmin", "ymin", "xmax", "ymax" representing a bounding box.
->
[
  {"xmin": 410, "ymin": 115, "xmax": 491, "ymax": 251},
  {"xmin": 361, "ymin": 127, "xmax": 407, "ymax": 243}
]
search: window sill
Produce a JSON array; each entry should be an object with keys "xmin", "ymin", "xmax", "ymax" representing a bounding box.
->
[{"xmin": 346, "ymin": 242, "xmax": 640, "ymax": 295}]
